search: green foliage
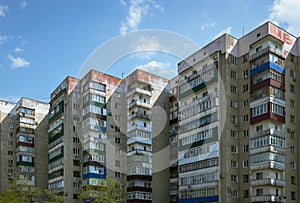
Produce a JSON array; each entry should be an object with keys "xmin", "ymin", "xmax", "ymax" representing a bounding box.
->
[
  {"xmin": 79, "ymin": 177, "xmax": 126, "ymax": 203},
  {"xmin": 0, "ymin": 177, "xmax": 65, "ymax": 203}
]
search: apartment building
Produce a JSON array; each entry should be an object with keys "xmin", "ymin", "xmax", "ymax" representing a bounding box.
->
[
  {"xmin": 121, "ymin": 69, "xmax": 170, "ymax": 203},
  {"xmin": 175, "ymin": 21, "xmax": 300, "ymax": 203},
  {"xmin": 0, "ymin": 98, "xmax": 49, "ymax": 192}
]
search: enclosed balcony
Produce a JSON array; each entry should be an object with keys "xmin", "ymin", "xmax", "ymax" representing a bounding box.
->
[
  {"xmin": 250, "ymin": 178, "xmax": 285, "ymax": 187},
  {"xmin": 127, "ymin": 87, "xmax": 152, "ymax": 97},
  {"xmin": 249, "ymin": 46, "xmax": 284, "ymax": 61},
  {"xmin": 250, "ymin": 128, "xmax": 285, "ymax": 139},
  {"xmin": 250, "ymin": 161, "xmax": 285, "ymax": 171},
  {"xmin": 251, "ymin": 195, "xmax": 284, "ymax": 203}
]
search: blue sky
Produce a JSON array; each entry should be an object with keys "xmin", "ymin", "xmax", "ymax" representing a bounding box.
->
[{"xmin": 0, "ymin": 0, "xmax": 299, "ymax": 103}]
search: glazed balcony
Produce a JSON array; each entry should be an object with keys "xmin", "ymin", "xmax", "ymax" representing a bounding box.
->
[
  {"xmin": 250, "ymin": 161, "xmax": 285, "ymax": 171},
  {"xmin": 250, "ymin": 178, "xmax": 285, "ymax": 187},
  {"xmin": 250, "ymin": 145, "xmax": 286, "ymax": 155},
  {"xmin": 250, "ymin": 46, "xmax": 284, "ymax": 61},
  {"xmin": 251, "ymin": 195, "xmax": 284, "ymax": 202},
  {"xmin": 250, "ymin": 128, "xmax": 285, "ymax": 139}
]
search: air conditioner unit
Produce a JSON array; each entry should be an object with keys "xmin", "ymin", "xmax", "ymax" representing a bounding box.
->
[
  {"xmin": 227, "ymin": 188, "xmax": 233, "ymax": 192},
  {"xmin": 247, "ymin": 171, "xmax": 252, "ymax": 175},
  {"xmin": 287, "ymin": 128, "xmax": 292, "ymax": 133}
]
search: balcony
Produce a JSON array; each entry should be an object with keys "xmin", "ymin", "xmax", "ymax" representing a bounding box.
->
[
  {"xmin": 127, "ymin": 149, "xmax": 152, "ymax": 157},
  {"xmin": 128, "ymin": 129, "xmax": 151, "ymax": 139},
  {"xmin": 127, "ymin": 125, "xmax": 151, "ymax": 133},
  {"xmin": 127, "ymin": 87, "xmax": 152, "ymax": 97},
  {"xmin": 250, "ymin": 46, "xmax": 284, "ymax": 61},
  {"xmin": 250, "ymin": 128, "xmax": 285, "ymax": 139},
  {"xmin": 250, "ymin": 145, "xmax": 286, "ymax": 155},
  {"xmin": 128, "ymin": 113, "xmax": 151, "ymax": 120},
  {"xmin": 250, "ymin": 178, "xmax": 285, "ymax": 187},
  {"xmin": 251, "ymin": 195, "xmax": 284, "ymax": 202},
  {"xmin": 250, "ymin": 161, "xmax": 285, "ymax": 171}
]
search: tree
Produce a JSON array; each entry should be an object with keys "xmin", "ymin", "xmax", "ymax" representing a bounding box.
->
[
  {"xmin": 0, "ymin": 177, "xmax": 65, "ymax": 203},
  {"xmin": 79, "ymin": 177, "xmax": 126, "ymax": 203}
]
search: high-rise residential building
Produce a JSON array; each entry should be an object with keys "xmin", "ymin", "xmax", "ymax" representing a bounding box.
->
[
  {"xmin": 1, "ymin": 21, "xmax": 300, "ymax": 203},
  {"xmin": 176, "ymin": 21, "xmax": 300, "ymax": 203},
  {"xmin": 48, "ymin": 76, "xmax": 80, "ymax": 202},
  {"xmin": 169, "ymin": 76, "xmax": 180, "ymax": 203},
  {"xmin": 121, "ymin": 69, "xmax": 170, "ymax": 203},
  {"xmin": 0, "ymin": 98, "xmax": 49, "ymax": 192}
]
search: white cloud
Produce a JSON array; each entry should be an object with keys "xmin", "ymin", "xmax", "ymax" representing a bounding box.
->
[
  {"xmin": 213, "ymin": 26, "xmax": 232, "ymax": 39},
  {"xmin": 120, "ymin": 0, "xmax": 163, "ymax": 35},
  {"xmin": 20, "ymin": 1, "xmax": 28, "ymax": 9},
  {"xmin": 131, "ymin": 36, "xmax": 169, "ymax": 59},
  {"xmin": 0, "ymin": 34, "xmax": 8, "ymax": 45},
  {"xmin": 135, "ymin": 60, "xmax": 176, "ymax": 79},
  {"xmin": 14, "ymin": 47, "xmax": 25, "ymax": 53},
  {"xmin": 268, "ymin": 0, "xmax": 300, "ymax": 36},
  {"xmin": 0, "ymin": 4, "xmax": 8, "ymax": 17},
  {"xmin": 8, "ymin": 54, "xmax": 30, "ymax": 69},
  {"xmin": 120, "ymin": 0, "xmax": 126, "ymax": 5},
  {"xmin": 201, "ymin": 22, "xmax": 216, "ymax": 30}
]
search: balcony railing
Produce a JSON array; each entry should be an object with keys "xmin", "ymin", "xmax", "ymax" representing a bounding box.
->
[
  {"xmin": 127, "ymin": 125, "xmax": 151, "ymax": 133},
  {"xmin": 250, "ymin": 128, "xmax": 285, "ymax": 139},
  {"xmin": 128, "ymin": 129, "xmax": 151, "ymax": 139},
  {"xmin": 128, "ymin": 113, "xmax": 151, "ymax": 120},
  {"xmin": 250, "ymin": 46, "xmax": 284, "ymax": 61},
  {"xmin": 127, "ymin": 87, "xmax": 152, "ymax": 97},
  {"xmin": 127, "ymin": 149, "xmax": 152, "ymax": 157},
  {"xmin": 250, "ymin": 161, "xmax": 285, "ymax": 171},
  {"xmin": 128, "ymin": 100, "xmax": 151, "ymax": 109},
  {"xmin": 250, "ymin": 178, "xmax": 285, "ymax": 187},
  {"xmin": 251, "ymin": 195, "xmax": 284, "ymax": 202},
  {"xmin": 250, "ymin": 145, "xmax": 286, "ymax": 155}
]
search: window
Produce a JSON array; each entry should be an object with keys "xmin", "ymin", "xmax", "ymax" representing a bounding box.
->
[
  {"xmin": 230, "ymin": 70, "xmax": 237, "ymax": 79},
  {"xmin": 115, "ymin": 172, "xmax": 121, "ymax": 178},
  {"xmin": 231, "ymin": 130, "xmax": 238, "ymax": 139},
  {"xmin": 243, "ymin": 175, "xmax": 249, "ymax": 183},
  {"xmin": 231, "ymin": 115, "xmax": 238, "ymax": 124},
  {"xmin": 252, "ymin": 103, "xmax": 268, "ymax": 117},
  {"xmin": 291, "ymin": 191, "xmax": 296, "ymax": 200},
  {"xmin": 290, "ymin": 146, "xmax": 296, "ymax": 154},
  {"xmin": 231, "ymin": 175, "xmax": 238, "ymax": 183},
  {"xmin": 8, "ymin": 160, "xmax": 13, "ymax": 166},
  {"xmin": 243, "ymin": 84, "xmax": 248, "ymax": 92},
  {"xmin": 73, "ymin": 137, "xmax": 80, "ymax": 144},
  {"xmin": 231, "ymin": 101, "xmax": 238, "ymax": 108},
  {"xmin": 232, "ymin": 190, "xmax": 238, "ymax": 198},
  {"xmin": 8, "ymin": 124, "xmax": 13, "ymax": 129},
  {"xmin": 73, "ymin": 171, "xmax": 80, "ymax": 177},
  {"xmin": 243, "ymin": 130, "xmax": 249, "ymax": 137},
  {"xmin": 291, "ymin": 161, "xmax": 296, "ymax": 169},
  {"xmin": 8, "ymin": 151, "xmax": 13, "ymax": 156},
  {"xmin": 291, "ymin": 115, "xmax": 295, "ymax": 124},
  {"xmin": 272, "ymin": 103, "xmax": 284, "ymax": 116},
  {"xmin": 73, "ymin": 160, "xmax": 80, "ymax": 166},
  {"xmin": 256, "ymin": 172, "xmax": 263, "ymax": 180},
  {"xmin": 291, "ymin": 84, "xmax": 295, "ymax": 93},
  {"xmin": 115, "ymin": 137, "xmax": 121, "ymax": 144},
  {"xmin": 73, "ymin": 194, "xmax": 79, "ymax": 199},
  {"xmin": 242, "ymin": 160, "xmax": 249, "ymax": 168},
  {"xmin": 7, "ymin": 141, "xmax": 13, "ymax": 146},
  {"xmin": 7, "ymin": 132, "xmax": 13, "ymax": 138},
  {"xmin": 231, "ymin": 145, "xmax": 238, "ymax": 154},
  {"xmin": 243, "ymin": 190, "xmax": 249, "ymax": 198},
  {"xmin": 256, "ymin": 188, "xmax": 263, "ymax": 196},
  {"xmin": 290, "ymin": 99, "xmax": 295, "ymax": 108},
  {"xmin": 73, "ymin": 182, "xmax": 80, "ymax": 188},
  {"xmin": 243, "ymin": 145, "xmax": 249, "ymax": 152},
  {"xmin": 73, "ymin": 148, "xmax": 80, "ymax": 156},
  {"xmin": 231, "ymin": 160, "xmax": 238, "ymax": 168},
  {"xmin": 291, "ymin": 176, "xmax": 296, "ymax": 185},
  {"xmin": 231, "ymin": 85, "xmax": 237, "ymax": 94},
  {"xmin": 243, "ymin": 114, "xmax": 248, "ymax": 122},
  {"xmin": 243, "ymin": 99, "xmax": 248, "ymax": 107},
  {"xmin": 242, "ymin": 55, "xmax": 248, "ymax": 63},
  {"xmin": 291, "ymin": 131, "xmax": 295, "ymax": 139}
]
